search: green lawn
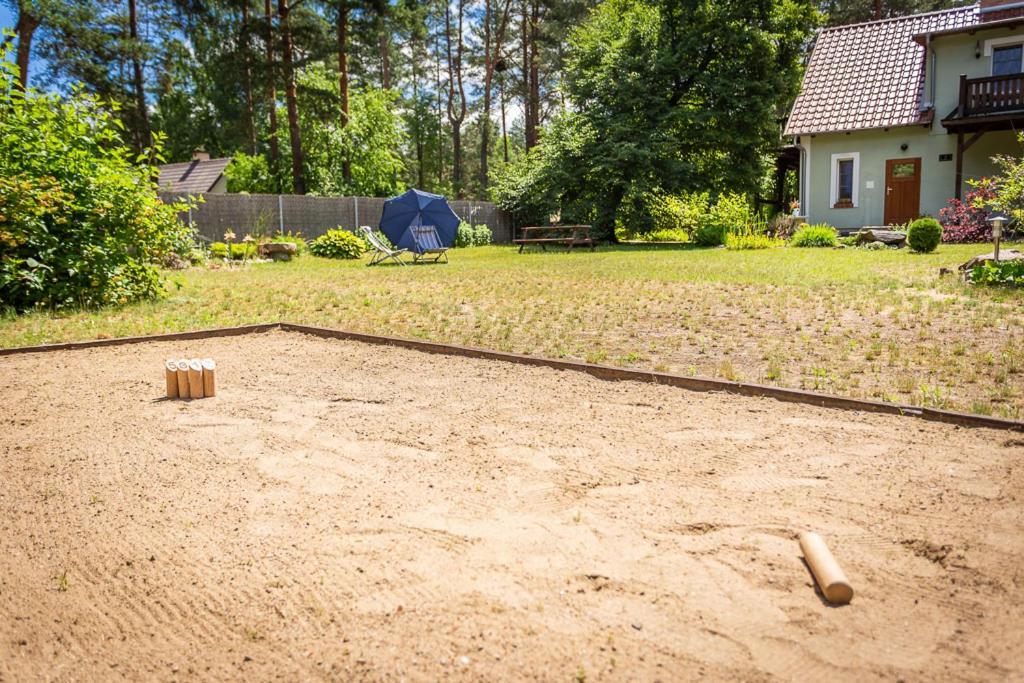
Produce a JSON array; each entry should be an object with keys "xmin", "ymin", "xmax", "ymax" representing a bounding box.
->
[{"xmin": 2, "ymin": 243, "xmax": 1022, "ymax": 417}]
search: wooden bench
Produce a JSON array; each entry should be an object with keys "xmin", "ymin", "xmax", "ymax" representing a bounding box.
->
[{"xmin": 514, "ymin": 225, "xmax": 595, "ymax": 253}]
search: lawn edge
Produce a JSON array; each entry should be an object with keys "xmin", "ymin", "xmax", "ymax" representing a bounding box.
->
[{"xmin": 1, "ymin": 321, "xmax": 1020, "ymax": 432}]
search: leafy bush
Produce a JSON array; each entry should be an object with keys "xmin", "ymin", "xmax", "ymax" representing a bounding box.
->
[
  {"xmin": 0, "ymin": 67, "xmax": 192, "ymax": 311},
  {"xmin": 455, "ymin": 222, "xmax": 493, "ymax": 247},
  {"xmin": 455, "ymin": 221, "xmax": 475, "ymax": 248},
  {"xmin": 309, "ymin": 228, "xmax": 367, "ymax": 259},
  {"xmin": 790, "ymin": 224, "xmax": 838, "ymax": 247},
  {"xmin": 907, "ymin": 217, "xmax": 942, "ymax": 253},
  {"xmin": 725, "ymin": 233, "xmax": 784, "ymax": 250},
  {"xmin": 209, "ymin": 242, "xmax": 229, "ymax": 259},
  {"xmin": 693, "ymin": 193, "xmax": 759, "ymax": 247},
  {"xmin": 938, "ymin": 183, "xmax": 994, "ymax": 243},
  {"xmin": 473, "ymin": 224, "xmax": 493, "ymax": 246},
  {"xmin": 209, "ymin": 241, "xmax": 257, "ymax": 260},
  {"xmin": 970, "ymin": 259, "xmax": 1024, "ymax": 286}
]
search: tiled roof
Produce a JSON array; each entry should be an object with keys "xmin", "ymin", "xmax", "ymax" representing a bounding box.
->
[
  {"xmin": 157, "ymin": 158, "xmax": 231, "ymax": 193},
  {"xmin": 784, "ymin": 6, "xmax": 979, "ymax": 136}
]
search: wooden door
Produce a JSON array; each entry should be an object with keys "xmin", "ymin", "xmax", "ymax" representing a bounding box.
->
[{"xmin": 884, "ymin": 158, "xmax": 921, "ymax": 226}]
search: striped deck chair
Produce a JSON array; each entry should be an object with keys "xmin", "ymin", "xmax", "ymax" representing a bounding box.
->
[
  {"xmin": 410, "ymin": 225, "xmax": 449, "ymax": 264},
  {"xmin": 360, "ymin": 225, "xmax": 407, "ymax": 266}
]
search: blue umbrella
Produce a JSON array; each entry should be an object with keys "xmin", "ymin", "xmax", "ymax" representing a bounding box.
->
[{"xmin": 378, "ymin": 189, "xmax": 460, "ymax": 253}]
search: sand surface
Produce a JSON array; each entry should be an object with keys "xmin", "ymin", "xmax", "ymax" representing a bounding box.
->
[{"xmin": 0, "ymin": 329, "xmax": 1022, "ymax": 681}]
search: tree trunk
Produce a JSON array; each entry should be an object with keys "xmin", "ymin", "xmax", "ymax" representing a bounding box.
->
[
  {"xmin": 378, "ymin": 32, "xmax": 391, "ymax": 90},
  {"xmin": 127, "ymin": 0, "xmax": 152, "ymax": 154},
  {"xmin": 445, "ymin": 0, "xmax": 467, "ymax": 197},
  {"xmin": 278, "ymin": 0, "xmax": 305, "ymax": 194},
  {"xmin": 337, "ymin": 0, "xmax": 351, "ymax": 184},
  {"xmin": 500, "ymin": 73, "xmax": 509, "ymax": 163},
  {"xmin": 527, "ymin": 0, "xmax": 540, "ymax": 149},
  {"xmin": 480, "ymin": 0, "xmax": 492, "ymax": 190},
  {"xmin": 521, "ymin": 0, "xmax": 535, "ymax": 150},
  {"xmin": 241, "ymin": 0, "xmax": 257, "ymax": 154},
  {"xmin": 13, "ymin": 1, "xmax": 39, "ymax": 90},
  {"xmin": 264, "ymin": 0, "xmax": 281, "ymax": 181}
]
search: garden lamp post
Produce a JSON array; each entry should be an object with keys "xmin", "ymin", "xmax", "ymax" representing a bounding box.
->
[{"xmin": 988, "ymin": 214, "xmax": 1007, "ymax": 262}]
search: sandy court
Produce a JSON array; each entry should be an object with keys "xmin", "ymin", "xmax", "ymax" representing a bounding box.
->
[{"xmin": 0, "ymin": 329, "xmax": 1022, "ymax": 681}]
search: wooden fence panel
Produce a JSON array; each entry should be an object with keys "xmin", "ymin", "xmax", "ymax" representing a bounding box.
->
[{"xmin": 161, "ymin": 193, "xmax": 513, "ymax": 244}]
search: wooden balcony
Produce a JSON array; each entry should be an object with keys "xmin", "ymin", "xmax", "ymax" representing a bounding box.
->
[{"xmin": 956, "ymin": 73, "xmax": 1024, "ymax": 117}]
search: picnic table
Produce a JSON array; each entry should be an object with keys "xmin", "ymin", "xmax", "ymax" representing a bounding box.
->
[{"xmin": 514, "ymin": 225, "xmax": 595, "ymax": 253}]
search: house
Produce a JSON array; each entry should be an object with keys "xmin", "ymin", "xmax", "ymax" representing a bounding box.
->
[
  {"xmin": 156, "ymin": 150, "xmax": 232, "ymax": 194},
  {"xmin": 785, "ymin": 0, "xmax": 1024, "ymax": 229}
]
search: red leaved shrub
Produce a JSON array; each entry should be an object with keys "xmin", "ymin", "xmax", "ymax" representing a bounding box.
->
[{"xmin": 938, "ymin": 182, "xmax": 994, "ymax": 243}]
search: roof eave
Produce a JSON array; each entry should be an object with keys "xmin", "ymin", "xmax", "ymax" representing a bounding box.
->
[{"xmin": 784, "ymin": 113, "xmax": 934, "ymax": 137}]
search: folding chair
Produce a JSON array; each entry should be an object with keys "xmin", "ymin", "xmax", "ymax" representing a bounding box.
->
[
  {"xmin": 410, "ymin": 224, "xmax": 449, "ymax": 264},
  {"xmin": 360, "ymin": 225, "xmax": 407, "ymax": 266}
]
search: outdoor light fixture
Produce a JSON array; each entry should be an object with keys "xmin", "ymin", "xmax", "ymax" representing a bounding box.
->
[
  {"xmin": 900, "ymin": 143, "xmax": 909, "ymax": 151},
  {"xmin": 976, "ymin": 40, "xmax": 982, "ymax": 59},
  {"xmin": 988, "ymin": 214, "xmax": 1007, "ymax": 261}
]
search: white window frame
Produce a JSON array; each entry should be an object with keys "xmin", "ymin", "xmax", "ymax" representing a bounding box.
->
[
  {"xmin": 830, "ymin": 152, "xmax": 859, "ymax": 209},
  {"xmin": 985, "ymin": 36, "xmax": 1024, "ymax": 75}
]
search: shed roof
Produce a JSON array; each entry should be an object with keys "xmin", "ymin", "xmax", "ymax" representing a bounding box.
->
[
  {"xmin": 784, "ymin": 6, "xmax": 979, "ymax": 136},
  {"xmin": 157, "ymin": 157, "xmax": 232, "ymax": 194}
]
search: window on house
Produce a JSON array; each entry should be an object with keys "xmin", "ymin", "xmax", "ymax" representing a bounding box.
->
[
  {"xmin": 993, "ymin": 44, "xmax": 1023, "ymax": 76},
  {"xmin": 837, "ymin": 159, "xmax": 854, "ymax": 203}
]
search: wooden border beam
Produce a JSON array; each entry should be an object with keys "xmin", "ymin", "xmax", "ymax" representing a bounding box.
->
[{"xmin": 0, "ymin": 322, "xmax": 1020, "ymax": 432}]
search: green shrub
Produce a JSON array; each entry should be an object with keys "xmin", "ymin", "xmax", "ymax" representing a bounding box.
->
[
  {"xmin": 692, "ymin": 221, "xmax": 728, "ymax": 247},
  {"xmin": 455, "ymin": 222, "xmax": 492, "ymax": 247},
  {"xmin": 725, "ymin": 233, "xmax": 784, "ymax": 250},
  {"xmin": 790, "ymin": 224, "xmax": 838, "ymax": 248},
  {"xmin": 970, "ymin": 259, "xmax": 1024, "ymax": 286},
  {"xmin": 209, "ymin": 241, "xmax": 256, "ymax": 260},
  {"xmin": 455, "ymin": 221, "xmax": 475, "ymax": 248},
  {"xmin": 692, "ymin": 193, "xmax": 759, "ymax": 247},
  {"xmin": 907, "ymin": 217, "xmax": 942, "ymax": 253},
  {"xmin": 473, "ymin": 224, "xmax": 493, "ymax": 246},
  {"xmin": 0, "ymin": 65, "xmax": 192, "ymax": 311},
  {"xmin": 309, "ymin": 228, "xmax": 367, "ymax": 259}
]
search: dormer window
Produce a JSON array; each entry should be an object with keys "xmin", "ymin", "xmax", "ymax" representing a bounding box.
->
[{"xmin": 992, "ymin": 44, "xmax": 1023, "ymax": 75}]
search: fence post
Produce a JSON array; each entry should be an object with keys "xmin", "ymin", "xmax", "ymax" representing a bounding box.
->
[
  {"xmin": 354, "ymin": 197, "xmax": 360, "ymax": 228},
  {"xmin": 278, "ymin": 195, "xmax": 284, "ymax": 233}
]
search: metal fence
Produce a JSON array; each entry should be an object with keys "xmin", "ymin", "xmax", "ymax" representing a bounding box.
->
[{"xmin": 160, "ymin": 192, "xmax": 514, "ymax": 244}]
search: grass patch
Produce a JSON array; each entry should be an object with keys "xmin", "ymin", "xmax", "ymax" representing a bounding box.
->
[{"xmin": 1, "ymin": 244, "xmax": 1022, "ymax": 417}]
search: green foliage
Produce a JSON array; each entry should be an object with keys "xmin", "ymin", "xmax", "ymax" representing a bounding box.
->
[
  {"xmin": 790, "ymin": 224, "xmax": 838, "ymax": 248},
  {"xmin": 298, "ymin": 69, "xmax": 407, "ymax": 197},
  {"xmin": 455, "ymin": 222, "xmax": 475, "ymax": 248},
  {"xmin": 473, "ymin": 224, "xmax": 493, "ymax": 246},
  {"xmin": 309, "ymin": 229, "xmax": 367, "ymax": 259},
  {"xmin": 226, "ymin": 153, "xmax": 277, "ymax": 194},
  {"xmin": 0, "ymin": 67, "xmax": 192, "ymax": 311},
  {"xmin": 970, "ymin": 259, "xmax": 1024, "ymax": 286},
  {"xmin": 725, "ymin": 234, "xmax": 784, "ymax": 250},
  {"xmin": 691, "ymin": 193, "xmax": 761, "ymax": 247},
  {"xmin": 455, "ymin": 221, "xmax": 493, "ymax": 247},
  {"xmin": 494, "ymin": 0, "xmax": 817, "ymax": 239},
  {"xmin": 907, "ymin": 217, "xmax": 942, "ymax": 253},
  {"xmin": 209, "ymin": 242, "xmax": 228, "ymax": 259},
  {"xmin": 208, "ymin": 241, "xmax": 256, "ymax": 260}
]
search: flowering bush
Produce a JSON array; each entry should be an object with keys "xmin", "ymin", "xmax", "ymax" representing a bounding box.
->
[{"xmin": 938, "ymin": 182, "xmax": 994, "ymax": 243}]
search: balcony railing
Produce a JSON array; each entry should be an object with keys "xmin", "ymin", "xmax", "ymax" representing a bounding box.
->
[{"xmin": 958, "ymin": 73, "xmax": 1024, "ymax": 117}]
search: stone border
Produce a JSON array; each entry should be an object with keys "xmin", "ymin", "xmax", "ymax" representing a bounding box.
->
[{"xmin": 1, "ymin": 321, "xmax": 1020, "ymax": 432}]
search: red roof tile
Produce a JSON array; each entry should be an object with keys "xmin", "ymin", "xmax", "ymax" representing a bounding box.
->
[{"xmin": 784, "ymin": 6, "xmax": 979, "ymax": 136}]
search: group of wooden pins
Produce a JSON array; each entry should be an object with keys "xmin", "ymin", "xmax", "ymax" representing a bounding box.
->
[{"xmin": 165, "ymin": 358, "xmax": 216, "ymax": 399}]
